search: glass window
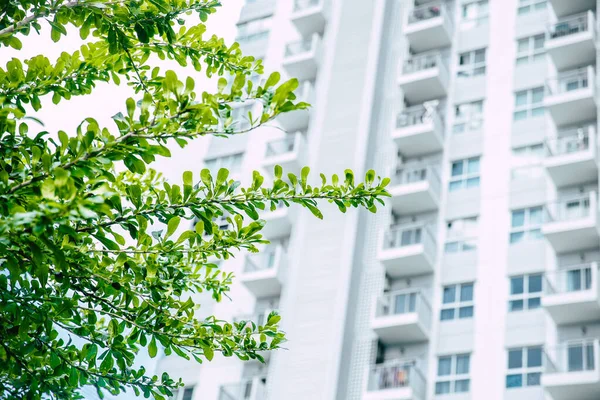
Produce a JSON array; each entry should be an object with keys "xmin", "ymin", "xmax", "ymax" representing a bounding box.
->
[
  {"xmin": 461, "ymin": 0, "xmax": 489, "ymax": 30},
  {"xmin": 510, "ymin": 206, "xmax": 543, "ymax": 244},
  {"xmin": 441, "ymin": 283, "xmax": 475, "ymax": 321},
  {"xmin": 513, "ymin": 87, "xmax": 544, "ymax": 120},
  {"xmin": 516, "ymin": 34, "xmax": 546, "ymax": 65},
  {"xmin": 445, "ymin": 217, "xmax": 478, "ymax": 253},
  {"xmin": 449, "ymin": 157, "xmax": 481, "ymax": 191},
  {"xmin": 457, "ymin": 48, "xmax": 487, "ymax": 78},
  {"xmin": 517, "ymin": 0, "xmax": 547, "ymax": 15},
  {"xmin": 509, "ymin": 274, "xmax": 543, "ymax": 312},
  {"xmin": 453, "ymin": 100, "xmax": 484, "ymax": 134},
  {"xmin": 506, "ymin": 347, "xmax": 543, "ymax": 388},
  {"xmin": 436, "ymin": 354, "xmax": 471, "ymax": 394}
]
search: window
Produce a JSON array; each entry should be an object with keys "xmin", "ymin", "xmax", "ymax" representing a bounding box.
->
[
  {"xmin": 169, "ymin": 387, "xmax": 195, "ymax": 400},
  {"xmin": 204, "ymin": 153, "xmax": 244, "ymax": 173},
  {"xmin": 514, "ymin": 87, "xmax": 544, "ymax": 120},
  {"xmin": 445, "ymin": 217, "xmax": 478, "ymax": 253},
  {"xmin": 516, "ymin": 34, "xmax": 545, "ymax": 65},
  {"xmin": 506, "ymin": 347, "xmax": 543, "ymax": 388},
  {"xmin": 510, "ymin": 206, "xmax": 543, "ymax": 244},
  {"xmin": 453, "ymin": 100, "xmax": 484, "ymax": 134},
  {"xmin": 436, "ymin": 354, "xmax": 471, "ymax": 394},
  {"xmin": 236, "ymin": 17, "xmax": 272, "ymax": 43},
  {"xmin": 441, "ymin": 283, "xmax": 474, "ymax": 321},
  {"xmin": 509, "ymin": 274, "xmax": 543, "ymax": 312},
  {"xmin": 457, "ymin": 48, "xmax": 486, "ymax": 78},
  {"xmin": 512, "ymin": 143, "xmax": 544, "ymax": 165},
  {"xmin": 461, "ymin": 0, "xmax": 489, "ymax": 29},
  {"xmin": 517, "ymin": 0, "xmax": 547, "ymax": 15},
  {"xmin": 230, "ymin": 103, "xmax": 254, "ymax": 130},
  {"xmin": 449, "ymin": 157, "xmax": 480, "ymax": 191}
]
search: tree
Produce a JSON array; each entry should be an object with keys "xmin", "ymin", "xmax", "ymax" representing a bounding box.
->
[{"xmin": 0, "ymin": 1, "xmax": 390, "ymax": 398}]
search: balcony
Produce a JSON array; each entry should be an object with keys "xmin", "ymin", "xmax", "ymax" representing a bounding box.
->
[
  {"xmin": 542, "ymin": 192, "xmax": 600, "ymax": 253},
  {"xmin": 542, "ymin": 340, "xmax": 600, "ymax": 400},
  {"xmin": 240, "ymin": 245, "xmax": 286, "ymax": 298},
  {"xmin": 282, "ymin": 34, "xmax": 321, "ymax": 81},
  {"xmin": 549, "ymin": 0, "xmax": 596, "ymax": 19},
  {"xmin": 261, "ymin": 202, "xmax": 293, "ymax": 239},
  {"xmin": 276, "ymin": 81, "xmax": 314, "ymax": 131},
  {"xmin": 392, "ymin": 104, "xmax": 444, "ymax": 157},
  {"xmin": 378, "ymin": 224, "xmax": 436, "ymax": 278},
  {"xmin": 544, "ymin": 125, "xmax": 598, "ymax": 187},
  {"xmin": 364, "ymin": 360, "xmax": 425, "ymax": 400},
  {"xmin": 219, "ymin": 377, "xmax": 267, "ymax": 400},
  {"xmin": 546, "ymin": 11, "xmax": 596, "ymax": 71},
  {"xmin": 545, "ymin": 67, "xmax": 597, "ymax": 127},
  {"xmin": 398, "ymin": 52, "xmax": 449, "ymax": 104},
  {"xmin": 290, "ymin": 0, "xmax": 326, "ymax": 36},
  {"xmin": 543, "ymin": 263, "xmax": 600, "ymax": 325},
  {"xmin": 403, "ymin": 2, "xmax": 453, "ymax": 53},
  {"xmin": 371, "ymin": 289, "xmax": 432, "ymax": 345},
  {"xmin": 388, "ymin": 166, "xmax": 441, "ymax": 214},
  {"xmin": 262, "ymin": 133, "xmax": 307, "ymax": 176}
]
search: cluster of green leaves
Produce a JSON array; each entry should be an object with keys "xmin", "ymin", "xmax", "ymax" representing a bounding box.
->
[{"xmin": 0, "ymin": 0, "xmax": 390, "ymax": 399}]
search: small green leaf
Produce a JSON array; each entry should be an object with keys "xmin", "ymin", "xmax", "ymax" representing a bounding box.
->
[
  {"xmin": 195, "ymin": 220, "xmax": 204, "ymax": 235},
  {"xmin": 166, "ymin": 216, "xmax": 181, "ymax": 239},
  {"xmin": 274, "ymin": 165, "xmax": 282, "ymax": 179},
  {"xmin": 148, "ymin": 337, "xmax": 157, "ymax": 358}
]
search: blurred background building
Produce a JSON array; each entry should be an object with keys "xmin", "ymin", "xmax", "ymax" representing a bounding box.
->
[{"xmin": 155, "ymin": 0, "xmax": 600, "ymax": 400}]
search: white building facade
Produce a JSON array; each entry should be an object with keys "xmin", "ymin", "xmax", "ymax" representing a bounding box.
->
[{"xmin": 156, "ymin": 1, "xmax": 600, "ymax": 400}]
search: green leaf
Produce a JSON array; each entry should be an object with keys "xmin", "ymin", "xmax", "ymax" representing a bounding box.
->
[
  {"xmin": 203, "ymin": 347, "xmax": 214, "ymax": 361},
  {"xmin": 126, "ymin": 98, "xmax": 135, "ymax": 118},
  {"xmin": 274, "ymin": 165, "xmax": 282, "ymax": 179},
  {"xmin": 148, "ymin": 337, "xmax": 158, "ymax": 358},
  {"xmin": 183, "ymin": 171, "xmax": 193, "ymax": 187},
  {"xmin": 264, "ymin": 72, "xmax": 280, "ymax": 89},
  {"xmin": 194, "ymin": 220, "xmax": 204, "ymax": 235},
  {"xmin": 166, "ymin": 216, "xmax": 181, "ymax": 239},
  {"xmin": 216, "ymin": 168, "xmax": 229, "ymax": 185}
]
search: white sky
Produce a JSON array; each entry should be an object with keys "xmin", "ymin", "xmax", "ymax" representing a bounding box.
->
[{"xmin": 1, "ymin": 2, "xmax": 243, "ymax": 398}]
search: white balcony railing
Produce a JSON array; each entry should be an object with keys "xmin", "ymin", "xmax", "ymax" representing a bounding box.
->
[
  {"xmin": 546, "ymin": 126, "xmax": 593, "ymax": 157},
  {"xmin": 545, "ymin": 263, "xmax": 596, "ymax": 295},
  {"xmin": 382, "ymin": 223, "xmax": 436, "ymax": 251},
  {"xmin": 265, "ymin": 133, "xmax": 303, "ymax": 158},
  {"xmin": 545, "ymin": 193, "xmax": 595, "ymax": 223},
  {"xmin": 402, "ymin": 51, "xmax": 448, "ymax": 75},
  {"xmin": 391, "ymin": 165, "xmax": 441, "ymax": 191},
  {"xmin": 219, "ymin": 377, "xmax": 267, "ymax": 400},
  {"xmin": 546, "ymin": 67, "xmax": 594, "ymax": 96},
  {"xmin": 244, "ymin": 245, "xmax": 283, "ymax": 273},
  {"xmin": 366, "ymin": 359, "xmax": 426, "ymax": 394},
  {"xmin": 293, "ymin": 0, "xmax": 320, "ymax": 12},
  {"xmin": 396, "ymin": 104, "xmax": 444, "ymax": 132},
  {"xmin": 408, "ymin": 2, "xmax": 448, "ymax": 25},
  {"xmin": 547, "ymin": 11, "xmax": 593, "ymax": 41},
  {"xmin": 285, "ymin": 36, "xmax": 315, "ymax": 57},
  {"xmin": 545, "ymin": 339, "xmax": 600, "ymax": 375}
]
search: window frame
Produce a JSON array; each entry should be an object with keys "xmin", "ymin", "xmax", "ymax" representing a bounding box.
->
[
  {"xmin": 457, "ymin": 48, "xmax": 487, "ymax": 78},
  {"xmin": 508, "ymin": 273, "xmax": 543, "ymax": 312},
  {"xmin": 452, "ymin": 100, "xmax": 484, "ymax": 134},
  {"xmin": 506, "ymin": 346, "xmax": 543, "ymax": 388},
  {"xmin": 509, "ymin": 206, "xmax": 543, "ymax": 244},
  {"xmin": 449, "ymin": 157, "xmax": 481, "ymax": 192},
  {"xmin": 441, "ymin": 282, "xmax": 475, "ymax": 321},
  {"xmin": 461, "ymin": 0, "xmax": 489, "ymax": 29},
  {"xmin": 236, "ymin": 16, "xmax": 272, "ymax": 43},
  {"xmin": 435, "ymin": 354, "xmax": 472, "ymax": 394},
  {"xmin": 516, "ymin": 34, "xmax": 546, "ymax": 65},
  {"xmin": 444, "ymin": 217, "xmax": 479, "ymax": 253},
  {"xmin": 517, "ymin": 0, "xmax": 547, "ymax": 15},
  {"xmin": 513, "ymin": 87, "xmax": 544, "ymax": 121},
  {"xmin": 169, "ymin": 386, "xmax": 195, "ymax": 400}
]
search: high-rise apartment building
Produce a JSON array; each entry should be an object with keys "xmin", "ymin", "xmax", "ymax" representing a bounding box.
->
[{"xmin": 156, "ymin": 1, "xmax": 600, "ymax": 400}]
